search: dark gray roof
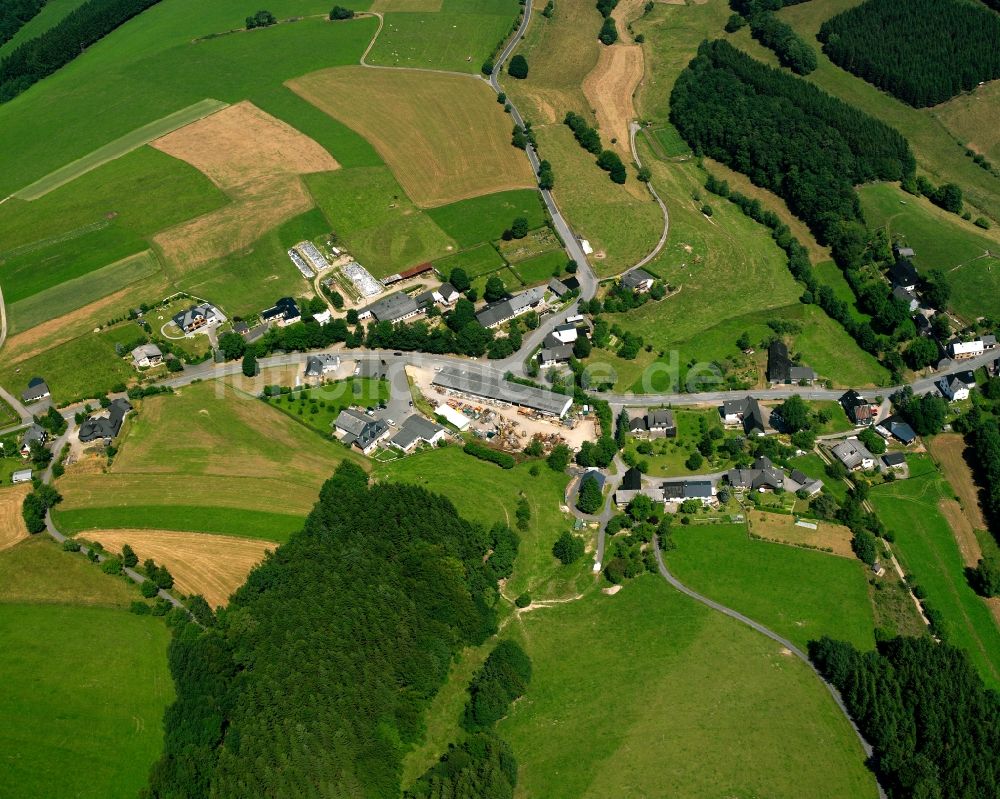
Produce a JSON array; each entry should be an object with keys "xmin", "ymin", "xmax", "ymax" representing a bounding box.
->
[
  {"xmin": 475, "ymin": 287, "xmax": 544, "ymax": 328},
  {"xmin": 890, "ymin": 259, "xmax": 918, "ymax": 287},
  {"xmin": 334, "ymin": 408, "xmax": 388, "ymax": 449},
  {"xmin": 882, "ymin": 452, "xmax": 906, "ymax": 466},
  {"xmin": 359, "ymin": 291, "xmax": 419, "ymax": 323},
  {"xmin": 431, "ymin": 367, "xmax": 572, "ymax": 417},
  {"xmin": 78, "ymin": 399, "xmax": 131, "ymax": 443},
  {"xmin": 768, "ymin": 340, "xmax": 814, "ymax": 382},
  {"xmin": 305, "ymin": 354, "xmax": 339, "ymax": 377},
  {"xmin": 621, "ymin": 467, "xmax": 642, "ymax": 491},
  {"xmin": 581, "ymin": 470, "xmax": 606, "ymax": 492},
  {"xmin": 539, "ymin": 344, "xmax": 574, "ymax": 363},
  {"xmin": 548, "ymin": 277, "xmax": 569, "ymax": 296},
  {"xmin": 723, "ymin": 396, "xmax": 766, "ymax": 435},
  {"xmin": 20, "ymin": 424, "xmax": 47, "ymax": 448},
  {"xmin": 621, "ymin": 268, "xmax": 654, "ymax": 289},
  {"xmin": 389, "ymin": 415, "xmax": 446, "ymax": 450},
  {"xmin": 662, "ymin": 480, "xmax": 713, "ymax": 499},
  {"xmin": 892, "ymin": 285, "xmax": 918, "ymax": 305},
  {"xmin": 727, "ymin": 456, "xmax": 784, "ymax": 491},
  {"xmin": 21, "ymin": 380, "xmax": 50, "ymax": 402},
  {"xmin": 261, "ymin": 297, "xmax": 299, "ymax": 323}
]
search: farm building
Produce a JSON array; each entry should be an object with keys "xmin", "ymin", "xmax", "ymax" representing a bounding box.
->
[
  {"xmin": 388, "ymin": 415, "xmax": 447, "ymax": 452},
  {"xmin": 431, "ymin": 366, "xmax": 572, "ymax": 417},
  {"xmin": 767, "ymin": 340, "xmax": 815, "ymax": 384},
  {"xmin": 875, "ymin": 415, "xmax": 917, "ymax": 445},
  {"xmin": 434, "ymin": 403, "xmax": 471, "ymax": 431},
  {"xmin": 548, "ymin": 277, "xmax": 571, "ymax": 298},
  {"xmin": 78, "ymin": 399, "xmax": 132, "ymax": 443},
  {"xmin": 12, "ymin": 469, "xmax": 32, "ymax": 484},
  {"xmin": 475, "ymin": 287, "xmax": 545, "ymax": 329},
  {"xmin": 357, "ymin": 291, "xmax": 420, "ymax": 324},
  {"xmin": 333, "ymin": 408, "xmax": 390, "ymax": 455},
  {"xmin": 662, "ymin": 480, "xmax": 715, "ymax": 505},
  {"xmin": 131, "ymin": 343, "xmax": 163, "ymax": 368},
  {"xmin": 21, "ymin": 377, "xmax": 50, "ymax": 404},
  {"xmin": 613, "ymin": 466, "xmax": 665, "ymax": 506}
]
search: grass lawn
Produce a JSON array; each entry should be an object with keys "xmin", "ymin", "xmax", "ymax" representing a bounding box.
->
[
  {"xmin": 622, "ymin": 408, "xmax": 740, "ymax": 477},
  {"xmin": 651, "ymin": 123, "xmax": 692, "ymax": 157},
  {"xmin": 0, "ymin": 535, "xmax": 140, "ymax": 607},
  {"xmin": 870, "ymin": 455, "xmax": 1000, "ymax": 688},
  {"xmin": 791, "ymin": 453, "xmax": 848, "ymax": 500},
  {"xmin": 432, "ymin": 243, "xmax": 506, "ymax": 279},
  {"xmin": 809, "ymin": 399, "xmax": 855, "ymax": 435},
  {"xmin": 931, "ymin": 79, "xmax": 1000, "ymax": 168},
  {"xmin": 858, "ymin": 182, "xmax": 1000, "ymax": 322},
  {"xmin": 55, "ymin": 382, "xmax": 359, "ymax": 539},
  {"xmin": 0, "ymin": 603, "xmax": 172, "ymax": 799},
  {"xmin": 425, "ymin": 188, "xmax": 547, "ymax": 248},
  {"xmin": 366, "ymin": 0, "xmax": 521, "ymax": 73},
  {"xmin": 667, "ymin": 523, "xmax": 876, "ymax": 651},
  {"xmin": 814, "ymin": 259, "xmax": 869, "ymax": 323},
  {"xmin": 265, "ymin": 378, "xmax": 389, "ymax": 436},
  {"xmin": 377, "ymin": 446, "xmax": 584, "ymax": 602},
  {"xmin": 511, "ymin": 249, "xmax": 567, "ymax": 286},
  {"xmin": 306, "ymin": 166, "xmax": 456, "ymax": 277},
  {"xmin": 494, "ymin": 577, "xmax": 878, "ymax": 798}
]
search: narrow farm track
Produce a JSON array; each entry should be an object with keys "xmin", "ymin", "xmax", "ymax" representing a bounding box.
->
[{"xmin": 628, "ymin": 121, "xmax": 669, "ymax": 272}]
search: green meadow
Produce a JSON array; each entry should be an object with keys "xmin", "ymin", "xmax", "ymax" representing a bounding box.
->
[
  {"xmin": 0, "ymin": 604, "xmax": 172, "ymax": 799},
  {"xmin": 511, "ymin": 249, "xmax": 566, "ymax": 286},
  {"xmin": 265, "ymin": 378, "xmax": 389, "ymax": 436},
  {"xmin": 425, "ymin": 188, "xmax": 547, "ymax": 248},
  {"xmin": 433, "ymin": 243, "xmax": 506, "ymax": 278},
  {"xmin": 307, "ymin": 166, "xmax": 456, "ymax": 277},
  {"xmin": 495, "ymin": 578, "xmax": 878, "ymax": 798},
  {"xmin": 366, "ymin": 0, "xmax": 520, "ymax": 73},
  {"xmin": 667, "ymin": 523, "xmax": 876, "ymax": 651},
  {"xmin": 859, "ymin": 182, "xmax": 1000, "ymax": 322},
  {"xmin": 870, "ymin": 455, "xmax": 1000, "ymax": 688},
  {"xmin": 621, "ymin": 408, "xmax": 741, "ymax": 477},
  {"xmin": 0, "ymin": 11, "xmax": 377, "ymax": 196}
]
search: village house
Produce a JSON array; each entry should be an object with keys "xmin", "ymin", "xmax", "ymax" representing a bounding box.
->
[
  {"xmin": 720, "ymin": 396, "xmax": 766, "ymax": 436},
  {"xmin": 538, "ymin": 343, "xmax": 574, "ymax": 368},
  {"xmin": 433, "ymin": 283, "xmax": 461, "ymax": 305},
  {"xmin": 662, "ymin": 480, "xmax": 716, "ymax": 506},
  {"xmin": 831, "ymin": 438, "xmax": 876, "ymax": 471},
  {"xmin": 131, "ymin": 343, "xmax": 163, "ymax": 369},
  {"xmin": 613, "ymin": 467, "xmax": 665, "ymax": 506},
  {"xmin": 948, "ymin": 339, "xmax": 985, "ymax": 360},
  {"xmin": 628, "ymin": 408, "xmax": 676, "ymax": 438},
  {"xmin": 358, "ymin": 291, "xmax": 421, "ymax": 324},
  {"xmin": 620, "ymin": 268, "xmax": 655, "ymax": 293},
  {"xmin": 551, "ymin": 323, "xmax": 578, "ymax": 345},
  {"xmin": 889, "ymin": 259, "xmax": 919, "ymax": 291},
  {"xmin": 333, "ymin": 408, "xmax": 390, "ymax": 455},
  {"xmin": 937, "ymin": 370, "xmax": 977, "ymax": 402},
  {"xmin": 875, "ymin": 415, "xmax": 917, "ymax": 445},
  {"xmin": 840, "ymin": 390, "xmax": 877, "ymax": 426},
  {"xmin": 19, "ymin": 424, "xmax": 47, "ymax": 458},
  {"xmin": 767, "ymin": 340, "xmax": 815, "ymax": 384},
  {"xmin": 726, "ymin": 456, "xmax": 786, "ymax": 492},
  {"xmin": 261, "ymin": 297, "xmax": 300, "ymax": 327},
  {"xmin": 79, "ymin": 399, "xmax": 132, "ymax": 444},
  {"xmin": 21, "ymin": 377, "xmax": 50, "ymax": 404},
  {"xmin": 388, "ymin": 415, "xmax": 447, "ymax": 453},
  {"xmin": 892, "ymin": 285, "xmax": 920, "ymax": 313},
  {"xmin": 304, "ymin": 354, "xmax": 340, "ymax": 379},
  {"xmin": 174, "ymin": 302, "xmax": 225, "ymax": 335},
  {"xmin": 881, "ymin": 452, "xmax": 907, "ymax": 471}
]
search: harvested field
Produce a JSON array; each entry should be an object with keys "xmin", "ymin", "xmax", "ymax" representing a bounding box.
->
[
  {"xmin": 938, "ymin": 499, "xmax": 982, "ymax": 568},
  {"xmin": 89, "ymin": 530, "xmax": 276, "ymax": 608},
  {"xmin": 151, "ymin": 101, "xmax": 339, "ymax": 270},
  {"xmin": 583, "ymin": 44, "xmax": 644, "ymax": 160},
  {"xmin": 749, "ymin": 510, "xmax": 855, "ymax": 558},
  {"xmin": 0, "ymin": 486, "xmax": 31, "ymax": 552},
  {"xmin": 929, "ymin": 433, "xmax": 987, "ymax": 531},
  {"xmin": 290, "ymin": 67, "xmax": 534, "ymax": 207}
]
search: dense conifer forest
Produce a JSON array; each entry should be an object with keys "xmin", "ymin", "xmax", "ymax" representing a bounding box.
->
[
  {"xmin": 0, "ymin": 0, "xmax": 45, "ymax": 47},
  {"xmin": 810, "ymin": 636, "xmax": 1000, "ymax": 798},
  {"xmin": 143, "ymin": 462, "xmax": 520, "ymax": 798},
  {"xmin": 0, "ymin": 0, "xmax": 163, "ymax": 102},
  {"xmin": 818, "ymin": 0, "xmax": 1000, "ymax": 107},
  {"xmin": 669, "ymin": 40, "xmax": 913, "ymax": 254}
]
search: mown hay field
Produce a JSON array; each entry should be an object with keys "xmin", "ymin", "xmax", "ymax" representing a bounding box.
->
[{"xmin": 291, "ymin": 67, "xmax": 534, "ymax": 207}]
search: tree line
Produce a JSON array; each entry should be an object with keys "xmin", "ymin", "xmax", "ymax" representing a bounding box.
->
[
  {"xmin": 143, "ymin": 462, "xmax": 519, "ymax": 798},
  {"xmin": 810, "ymin": 635, "xmax": 1000, "ymax": 799},
  {"xmin": 0, "ymin": 0, "xmax": 45, "ymax": 48},
  {"xmin": 727, "ymin": 0, "xmax": 815, "ymax": 75},
  {"xmin": 670, "ymin": 39, "xmax": 914, "ymax": 261},
  {"xmin": 0, "ymin": 0, "xmax": 163, "ymax": 103},
  {"xmin": 564, "ymin": 112, "xmax": 627, "ymax": 184},
  {"xmin": 818, "ymin": 0, "xmax": 1000, "ymax": 108}
]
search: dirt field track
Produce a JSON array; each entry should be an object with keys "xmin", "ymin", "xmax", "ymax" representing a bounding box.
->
[
  {"xmin": 0, "ymin": 486, "xmax": 31, "ymax": 552},
  {"xmin": 152, "ymin": 101, "xmax": 339, "ymax": 269},
  {"xmin": 289, "ymin": 67, "xmax": 535, "ymax": 207},
  {"xmin": 583, "ymin": 44, "xmax": 643, "ymax": 162},
  {"xmin": 88, "ymin": 529, "xmax": 276, "ymax": 608},
  {"xmin": 929, "ymin": 434, "xmax": 987, "ymax": 531}
]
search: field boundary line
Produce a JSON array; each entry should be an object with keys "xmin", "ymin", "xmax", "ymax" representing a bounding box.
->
[
  {"xmin": 12, "ymin": 98, "xmax": 230, "ymax": 201},
  {"xmin": 358, "ymin": 12, "xmax": 482, "ymax": 80}
]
